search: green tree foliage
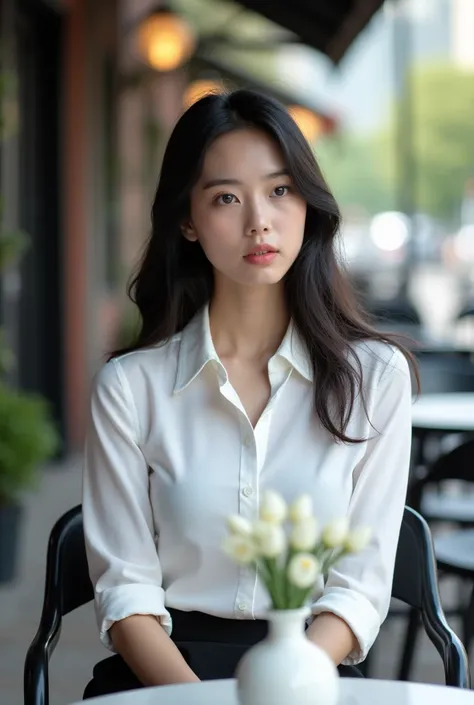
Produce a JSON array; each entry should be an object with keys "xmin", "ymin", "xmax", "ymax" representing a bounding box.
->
[
  {"xmin": 376, "ymin": 63, "xmax": 474, "ymax": 222},
  {"xmin": 316, "ymin": 63, "xmax": 474, "ymax": 223},
  {"xmin": 410, "ymin": 63, "xmax": 474, "ymax": 221},
  {"xmin": 315, "ymin": 134, "xmax": 394, "ymax": 216}
]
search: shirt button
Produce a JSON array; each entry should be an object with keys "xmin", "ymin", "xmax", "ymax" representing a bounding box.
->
[
  {"xmin": 238, "ymin": 602, "xmax": 247, "ymax": 611},
  {"xmin": 243, "ymin": 434, "xmax": 253, "ymax": 447},
  {"xmin": 242, "ymin": 486, "xmax": 254, "ymax": 498}
]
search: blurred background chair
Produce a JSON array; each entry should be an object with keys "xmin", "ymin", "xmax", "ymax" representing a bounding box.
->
[
  {"xmin": 457, "ymin": 302, "xmax": 474, "ymax": 322},
  {"xmin": 453, "ymin": 301, "xmax": 474, "ymax": 349},
  {"xmin": 415, "ymin": 353, "xmax": 474, "ymax": 395},
  {"xmin": 369, "ymin": 297, "xmax": 422, "ymax": 326},
  {"xmin": 408, "ymin": 353, "xmax": 474, "ymax": 473},
  {"xmin": 367, "ymin": 296, "xmax": 425, "ymax": 342}
]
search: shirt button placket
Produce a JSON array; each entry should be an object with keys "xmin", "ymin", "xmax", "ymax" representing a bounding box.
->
[{"xmin": 236, "ymin": 425, "xmax": 257, "ymax": 618}]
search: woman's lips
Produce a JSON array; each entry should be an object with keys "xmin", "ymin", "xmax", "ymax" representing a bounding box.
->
[{"xmin": 244, "ymin": 250, "xmax": 278, "ymax": 265}]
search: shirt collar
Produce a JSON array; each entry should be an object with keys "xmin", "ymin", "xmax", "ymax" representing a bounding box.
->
[
  {"xmin": 276, "ymin": 321, "xmax": 313, "ymax": 382},
  {"xmin": 174, "ymin": 305, "xmax": 313, "ymax": 393},
  {"xmin": 174, "ymin": 306, "xmax": 222, "ymax": 393}
]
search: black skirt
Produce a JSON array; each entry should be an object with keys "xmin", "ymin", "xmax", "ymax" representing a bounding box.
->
[{"xmin": 83, "ymin": 608, "xmax": 364, "ymax": 699}]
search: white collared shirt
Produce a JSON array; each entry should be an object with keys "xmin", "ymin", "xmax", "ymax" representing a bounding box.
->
[{"xmin": 82, "ymin": 306, "xmax": 412, "ymax": 665}]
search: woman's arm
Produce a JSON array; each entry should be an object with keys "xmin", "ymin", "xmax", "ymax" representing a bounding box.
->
[
  {"xmin": 83, "ymin": 359, "xmax": 198, "ymax": 685},
  {"xmin": 110, "ymin": 616, "xmax": 199, "ymax": 686},
  {"xmin": 306, "ymin": 613, "xmax": 358, "ymax": 665},
  {"xmin": 309, "ymin": 347, "xmax": 413, "ymax": 665}
]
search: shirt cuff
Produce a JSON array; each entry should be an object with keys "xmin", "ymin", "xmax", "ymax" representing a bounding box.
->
[
  {"xmin": 95, "ymin": 583, "xmax": 173, "ymax": 651},
  {"xmin": 310, "ymin": 587, "xmax": 381, "ymax": 665}
]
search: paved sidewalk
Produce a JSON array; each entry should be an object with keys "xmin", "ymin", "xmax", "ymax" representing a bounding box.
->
[{"xmin": 0, "ymin": 455, "xmax": 470, "ymax": 704}]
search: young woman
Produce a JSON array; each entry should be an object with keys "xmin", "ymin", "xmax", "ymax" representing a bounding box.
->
[{"xmin": 82, "ymin": 89, "xmax": 416, "ymax": 698}]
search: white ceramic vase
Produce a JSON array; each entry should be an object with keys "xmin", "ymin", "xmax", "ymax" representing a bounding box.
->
[{"xmin": 236, "ymin": 608, "xmax": 340, "ymax": 705}]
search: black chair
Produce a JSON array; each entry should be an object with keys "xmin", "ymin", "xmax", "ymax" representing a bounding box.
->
[
  {"xmin": 24, "ymin": 505, "xmax": 93, "ymax": 705},
  {"xmin": 457, "ymin": 302, "xmax": 474, "ymax": 321},
  {"xmin": 391, "ymin": 506, "xmax": 470, "ymax": 686},
  {"xmin": 24, "ymin": 505, "xmax": 470, "ymax": 705},
  {"xmin": 415, "ymin": 354, "xmax": 474, "ymax": 395},
  {"xmin": 409, "ymin": 439, "xmax": 474, "ymax": 526},
  {"xmin": 399, "ymin": 440, "xmax": 474, "ymax": 680},
  {"xmin": 368, "ymin": 297, "xmax": 422, "ymax": 326}
]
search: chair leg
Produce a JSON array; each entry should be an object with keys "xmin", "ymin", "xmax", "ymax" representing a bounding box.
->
[
  {"xmin": 462, "ymin": 583, "xmax": 474, "ymax": 657},
  {"xmin": 397, "ymin": 607, "xmax": 420, "ymax": 681}
]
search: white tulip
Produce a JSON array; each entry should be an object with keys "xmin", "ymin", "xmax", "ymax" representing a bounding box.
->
[
  {"xmin": 287, "ymin": 553, "xmax": 321, "ymax": 589},
  {"xmin": 259, "ymin": 490, "xmax": 287, "ymax": 524},
  {"xmin": 289, "ymin": 494, "xmax": 314, "ymax": 523},
  {"xmin": 253, "ymin": 522, "xmax": 287, "ymax": 558},
  {"xmin": 227, "ymin": 514, "xmax": 252, "ymax": 536},
  {"xmin": 345, "ymin": 526, "xmax": 372, "ymax": 553},
  {"xmin": 222, "ymin": 534, "xmax": 257, "ymax": 565},
  {"xmin": 290, "ymin": 517, "xmax": 319, "ymax": 551},
  {"xmin": 322, "ymin": 517, "xmax": 349, "ymax": 548},
  {"xmin": 252, "ymin": 519, "xmax": 272, "ymax": 541}
]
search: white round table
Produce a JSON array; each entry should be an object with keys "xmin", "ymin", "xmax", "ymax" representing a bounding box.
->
[
  {"xmin": 70, "ymin": 678, "xmax": 474, "ymax": 705},
  {"xmin": 412, "ymin": 392, "xmax": 474, "ymax": 433}
]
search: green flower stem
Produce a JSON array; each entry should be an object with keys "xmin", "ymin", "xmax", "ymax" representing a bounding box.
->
[
  {"xmin": 321, "ymin": 547, "xmax": 346, "ymax": 575},
  {"xmin": 264, "ymin": 557, "xmax": 286, "ymax": 609},
  {"xmin": 313, "ymin": 544, "xmax": 327, "ymax": 562},
  {"xmin": 254, "ymin": 543, "xmax": 355, "ymax": 611},
  {"xmin": 284, "ymin": 545, "xmax": 297, "ymax": 608},
  {"xmin": 257, "ymin": 560, "xmax": 279, "ymax": 608}
]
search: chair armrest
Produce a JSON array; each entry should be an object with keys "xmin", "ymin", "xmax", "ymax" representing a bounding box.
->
[
  {"xmin": 24, "ymin": 616, "xmax": 61, "ymax": 705},
  {"xmin": 422, "ymin": 612, "xmax": 471, "ymax": 688}
]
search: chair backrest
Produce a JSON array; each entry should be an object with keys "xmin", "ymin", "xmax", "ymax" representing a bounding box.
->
[
  {"xmin": 416, "ymin": 355, "xmax": 474, "ymax": 394},
  {"xmin": 24, "ymin": 507, "xmax": 93, "ymax": 705},
  {"xmin": 369, "ymin": 298, "xmax": 422, "ymax": 325},
  {"xmin": 44, "ymin": 504, "xmax": 93, "ymax": 617},
  {"xmin": 393, "ymin": 506, "xmax": 434, "ymax": 609},
  {"xmin": 408, "ymin": 439, "xmax": 474, "ymax": 511},
  {"xmin": 426, "ymin": 438, "xmax": 474, "ymax": 484},
  {"xmin": 391, "ymin": 506, "xmax": 470, "ymax": 688},
  {"xmin": 457, "ymin": 303, "xmax": 474, "ymax": 320}
]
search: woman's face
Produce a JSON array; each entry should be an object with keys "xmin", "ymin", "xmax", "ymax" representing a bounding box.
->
[{"xmin": 185, "ymin": 128, "xmax": 307, "ymax": 289}]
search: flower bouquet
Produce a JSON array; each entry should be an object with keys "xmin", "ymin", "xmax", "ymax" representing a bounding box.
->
[
  {"xmin": 223, "ymin": 490, "xmax": 371, "ymax": 705},
  {"xmin": 223, "ymin": 490, "xmax": 371, "ymax": 611}
]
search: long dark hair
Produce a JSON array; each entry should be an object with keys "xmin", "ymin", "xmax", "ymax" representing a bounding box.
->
[{"xmin": 111, "ymin": 89, "xmax": 418, "ymax": 443}]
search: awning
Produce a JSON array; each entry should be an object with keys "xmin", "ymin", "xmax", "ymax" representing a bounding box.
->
[
  {"xmin": 191, "ymin": 54, "xmax": 337, "ymax": 134},
  {"xmin": 233, "ymin": 0, "xmax": 385, "ymax": 64}
]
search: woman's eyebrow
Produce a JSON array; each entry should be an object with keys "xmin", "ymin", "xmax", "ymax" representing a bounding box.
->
[{"xmin": 202, "ymin": 169, "xmax": 290, "ymax": 190}]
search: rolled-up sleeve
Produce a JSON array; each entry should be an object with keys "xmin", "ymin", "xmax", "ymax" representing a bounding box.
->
[
  {"xmin": 311, "ymin": 349, "xmax": 412, "ymax": 665},
  {"xmin": 83, "ymin": 359, "xmax": 172, "ymax": 651}
]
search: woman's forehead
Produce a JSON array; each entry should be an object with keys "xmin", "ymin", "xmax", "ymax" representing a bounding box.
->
[{"xmin": 200, "ymin": 128, "xmax": 286, "ymax": 178}]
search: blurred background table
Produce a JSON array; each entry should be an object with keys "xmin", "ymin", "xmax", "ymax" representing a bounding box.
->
[{"xmin": 412, "ymin": 393, "xmax": 474, "ymax": 434}]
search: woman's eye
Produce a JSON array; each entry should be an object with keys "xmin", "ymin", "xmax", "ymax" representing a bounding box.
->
[
  {"xmin": 216, "ymin": 193, "xmax": 236, "ymax": 205},
  {"xmin": 273, "ymin": 185, "xmax": 290, "ymax": 197}
]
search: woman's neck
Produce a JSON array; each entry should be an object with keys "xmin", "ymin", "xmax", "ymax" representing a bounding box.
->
[{"xmin": 209, "ymin": 282, "xmax": 289, "ymax": 363}]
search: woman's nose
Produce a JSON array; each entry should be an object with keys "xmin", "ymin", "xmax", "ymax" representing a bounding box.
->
[{"xmin": 244, "ymin": 203, "xmax": 271, "ymax": 236}]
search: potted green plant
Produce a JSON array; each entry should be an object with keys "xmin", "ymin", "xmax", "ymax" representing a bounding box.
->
[
  {"xmin": 0, "ymin": 229, "xmax": 60, "ymax": 582},
  {"xmin": 0, "ymin": 383, "xmax": 59, "ymax": 582}
]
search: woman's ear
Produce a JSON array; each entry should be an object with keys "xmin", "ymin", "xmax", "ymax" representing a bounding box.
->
[{"xmin": 181, "ymin": 221, "xmax": 198, "ymax": 242}]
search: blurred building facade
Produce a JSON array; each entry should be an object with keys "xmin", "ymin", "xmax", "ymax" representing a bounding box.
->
[{"xmin": 0, "ymin": 0, "xmax": 123, "ymax": 452}]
